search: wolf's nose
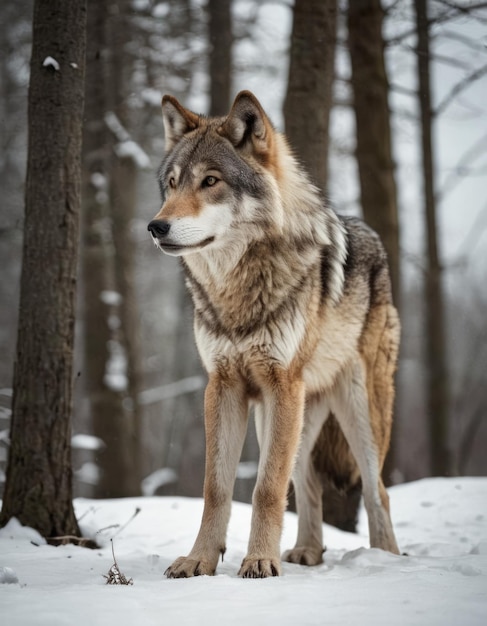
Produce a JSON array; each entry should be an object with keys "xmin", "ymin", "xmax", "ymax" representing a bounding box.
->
[{"xmin": 148, "ymin": 219, "xmax": 170, "ymax": 238}]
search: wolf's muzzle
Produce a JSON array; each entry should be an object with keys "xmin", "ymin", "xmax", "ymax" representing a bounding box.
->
[{"xmin": 148, "ymin": 219, "xmax": 171, "ymax": 238}]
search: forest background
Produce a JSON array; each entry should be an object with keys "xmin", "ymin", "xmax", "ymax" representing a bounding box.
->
[{"xmin": 0, "ymin": 0, "xmax": 486, "ymax": 518}]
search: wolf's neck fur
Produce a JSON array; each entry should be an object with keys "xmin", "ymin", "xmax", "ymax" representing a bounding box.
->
[{"xmin": 182, "ymin": 134, "xmax": 347, "ymax": 337}]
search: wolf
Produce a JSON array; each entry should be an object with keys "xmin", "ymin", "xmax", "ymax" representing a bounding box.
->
[{"xmin": 148, "ymin": 90, "xmax": 400, "ymax": 578}]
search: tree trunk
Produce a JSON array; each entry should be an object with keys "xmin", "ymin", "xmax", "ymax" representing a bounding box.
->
[
  {"xmin": 105, "ymin": 0, "xmax": 143, "ymax": 494},
  {"xmin": 0, "ymin": 0, "xmax": 87, "ymax": 537},
  {"xmin": 82, "ymin": 0, "xmax": 139, "ymax": 498},
  {"xmin": 347, "ymin": 0, "xmax": 400, "ymax": 308},
  {"xmin": 108, "ymin": 155, "xmax": 143, "ymax": 496},
  {"xmin": 347, "ymin": 0, "xmax": 401, "ymax": 484},
  {"xmin": 207, "ymin": 0, "xmax": 232, "ymax": 116},
  {"xmin": 283, "ymin": 0, "xmax": 337, "ymax": 192},
  {"xmin": 414, "ymin": 0, "xmax": 451, "ymax": 476}
]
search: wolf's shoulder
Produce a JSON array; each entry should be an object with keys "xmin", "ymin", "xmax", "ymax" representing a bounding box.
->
[{"xmin": 337, "ymin": 214, "xmax": 388, "ymax": 274}]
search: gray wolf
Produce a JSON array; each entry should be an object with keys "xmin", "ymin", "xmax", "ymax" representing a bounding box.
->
[{"xmin": 148, "ymin": 90, "xmax": 400, "ymax": 578}]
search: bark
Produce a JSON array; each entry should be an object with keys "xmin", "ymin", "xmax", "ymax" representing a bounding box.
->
[
  {"xmin": 414, "ymin": 0, "xmax": 451, "ymax": 476},
  {"xmin": 108, "ymin": 156, "xmax": 143, "ymax": 496},
  {"xmin": 82, "ymin": 0, "xmax": 139, "ymax": 498},
  {"xmin": 347, "ymin": 0, "xmax": 401, "ymax": 483},
  {"xmin": 0, "ymin": 0, "xmax": 87, "ymax": 537},
  {"xmin": 106, "ymin": 0, "xmax": 143, "ymax": 494},
  {"xmin": 348, "ymin": 0, "xmax": 400, "ymax": 308},
  {"xmin": 207, "ymin": 0, "xmax": 233, "ymax": 115},
  {"xmin": 283, "ymin": 0, "xmax": 337, "ymax": 192}
]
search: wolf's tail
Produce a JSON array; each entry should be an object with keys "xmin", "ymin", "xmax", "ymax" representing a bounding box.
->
[{"xmin": 311, "ymin": 413, "xmax": 362, "ymax": 532}]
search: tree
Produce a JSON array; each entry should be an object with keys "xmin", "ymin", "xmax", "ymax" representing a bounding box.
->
[
  {"xmin": 347, "ymin": 0, "xmax": 400, "ymax": 308},
  {"xmin": 208, "ymin": 0, "xmax": 233, "ymax": 115},
  {"xmin": 0, "ymin": 0, "xmax": 32, "ymax": 389},
  {"xmin": 347, "ymin": 0, "xmax": 401, "ymax": 483},
  {"xmin": 0, "ymin": 0, "xmax": 87, "ymax": 537},
  {"xmin": 414, "ymin": 0, "xmax": 451, "ymax": 476},
  {"xmin": 81, "ymin": 0, "xmax": 140, "ymax": 498},
  {"xmin": 283, "ymin": 0, "xmax": 337, "ymax": 191},
  {"xmin": 104, "ymin": 0, "xmax": 144, "ymax": 495}
]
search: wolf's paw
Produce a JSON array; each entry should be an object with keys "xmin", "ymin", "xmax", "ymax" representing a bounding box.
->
[
  {"xmin": 238, "ymin": 556, "xmax": 282, "ymax": 578},
  {"xmin": 164, "ymin": 556, "xmax": 216, "ymax": 578},
  {"xmin": 282, "ymin": 546, "xmax": 324, "ymax": 566}
]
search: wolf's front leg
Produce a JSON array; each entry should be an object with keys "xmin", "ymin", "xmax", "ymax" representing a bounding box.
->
[
  {"xmin": 239, "ymin": 373, "xmax": 305, "ymax": 578},
  {"xmin": 165, "ymin": 373, "xmax": 248, "ymax": 578},
  {"xmin": 282, "ymin": 396, "xmax": 330, "ymax": 566}
]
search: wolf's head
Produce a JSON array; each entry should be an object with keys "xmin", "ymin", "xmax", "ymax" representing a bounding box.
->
[{"xmin": 148, "ymin": 91, "xmax": 287, "ymax": 257}]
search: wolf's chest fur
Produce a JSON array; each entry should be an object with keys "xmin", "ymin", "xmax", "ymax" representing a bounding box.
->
[{"xmin": 182, "ymin": 230, "xmax": 367, "ymax": 396}]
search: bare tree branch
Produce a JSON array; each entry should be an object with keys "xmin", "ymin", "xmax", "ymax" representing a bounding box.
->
[
  {"xmin": 434, "ymin": 0, "xmax": 487, "ymax": 22},
  {"xmin": 435, "ymin": 27, "xmax": 487, "ymax": 52},
  {"xmin": 386, "ymin": 2, "xmax": 487, "ymax": 47},
  {"xmin": 435, "ymin": 64, "xmax": 487, "ymax": 115},
  {"xmin": 455, "ymin": 201, "xmax": 487, "ymax": 260},
  {"xmin": 430, "ymin": 52, "xmax": 473, "ymax": 70},
  {"xmin": 438, "ymin": 133, "xmax": 487, "ymax": 200},
  {"xmin": 389, "ymin": 82, "xmax": 418, "ymax": 97}
]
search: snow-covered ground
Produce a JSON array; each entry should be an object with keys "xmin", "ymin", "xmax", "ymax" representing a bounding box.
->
[{"xmin": 1, "ymin": 477, "xmax": 486, "ymax": 625}]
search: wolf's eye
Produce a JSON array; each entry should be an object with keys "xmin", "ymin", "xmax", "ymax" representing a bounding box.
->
[
  {"xmin": 203, "ymin": 175, "xmax": 218, "ymax": 188},
  {"xmin": 168, "ymin": 176, "xmax": 176, "ymax": 189}
]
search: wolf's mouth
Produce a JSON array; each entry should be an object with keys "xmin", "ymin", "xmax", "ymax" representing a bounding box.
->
[{"xmin": 160, "ymin": 236, "xmax": 215, "ymax": 255}]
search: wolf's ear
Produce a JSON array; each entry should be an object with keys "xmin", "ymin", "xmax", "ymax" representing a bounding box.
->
[
  {"xmin": 219, "ymin": 91, "xmax": 272, "ymax": 155},
  {"xmin": 161, "ymin": 95, "xmax": 199, "ymax": 151}
]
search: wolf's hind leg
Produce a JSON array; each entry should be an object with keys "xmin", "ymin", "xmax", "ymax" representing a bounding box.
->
[
  {"xmin": 330, "ymin": 360, "xmax": 399, "ymax": 554},
  {"xmin": 165, "ymin": 373, "xmax": 249, "ymax": 578},
  {"xmin": 282, "ymin": 397, "xmax": 330, "ymax": 566}
]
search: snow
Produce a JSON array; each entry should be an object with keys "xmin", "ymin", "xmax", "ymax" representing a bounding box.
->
[
  {"xmin": 140, "ymin": 87, "xmax": 163, "ymax": 107},
  {"xmin": 0, "ymin": 566, "xmax": 18, "ymax": 584},
  {"xmin": 71, "ymin": 434, "xmax": 105, "ymax": 451},
  {"xmin": 104, "ymin": 111, "xmax": 151, "ymax": 170},
  {"xmin": 114, "ymin": 140, "xmax": 151, "ymax": 170},
  {"xmin": 152, "ymin": 3, "xmax": 170, "ymax": 19},
  {"xmin": 74, "ymin": 462, "xmax": 100, "ymax": 486},
  {"xmin": 42, "ymin": 56, "xmax": 60, "ymax": 71},
  {"xmin": 236, "ymin": 460, "xmax": 258, "ymax": 479},
  {"xmin": 138, "ymin": 375, "xmax": 205, "ymax": 405},
  {"xmin": 0, "ymin": 478, "xmax": 486, "ymax": 625},
  {"xmin": 99, "ymin": 290, "xmax": 122, "ymax": 306},
  {"xmin": 141, "ymin": 468, "xmax": 178, "ymax": 496},
  {"xmin": 104, "ymin": 340, "xmax": 128, "ymax": 392},
  {"xmin": 90, "ymin": 172, "xmax": 107, "ymax": 191}
]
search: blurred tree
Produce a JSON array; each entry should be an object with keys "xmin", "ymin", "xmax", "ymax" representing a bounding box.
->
[
  {"xmin": 347, "ymin": 0, "xmax": 401, "ymax": 484},
  {"xmin": 414, "ymin": 0, "xmax": 451, "ymax": 476},
  {"xmin": 105, "ymin": 0, "xmax": 144, "ymax": 495},
  {"xmin": 283, "ymin": 0, "xmax": 337, "ymax": 191},
  {"xmin": 81, "ymin": 0, "xmax": 141, "ymax": 498},
  {"xmin": 0, "ymin": 0, "xmax": 86, "ymax": 537},
  {"xmin": 347, "ymin": 0, "xmax": 400, "ymax": 309},
  {"xmin": 0, "ymin": 0, "xmax": 32, "ymax": 389},
  {"xmin": 208, "ymin": 0, "xmax": 233, "ymax": 115}
]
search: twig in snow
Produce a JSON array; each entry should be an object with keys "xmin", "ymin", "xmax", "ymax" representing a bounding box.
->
[{"xmin": 103, "ymin": 539, "xmax": 133, "ymax": 585}]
